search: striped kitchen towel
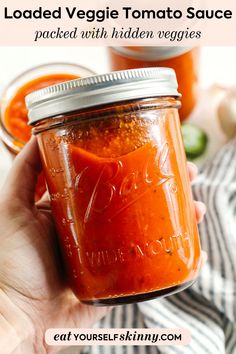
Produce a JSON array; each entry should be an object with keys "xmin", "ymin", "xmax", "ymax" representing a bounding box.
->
[{"xmin": 82, "ymin": 138, "xmax": 236, "ymax": 354}]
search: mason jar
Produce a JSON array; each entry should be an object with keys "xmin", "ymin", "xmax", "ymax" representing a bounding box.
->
[
  {"xmin": 26, "ymin": 68, "xmax": 201, "ymax": 306},
  {"xmin": 109, "ymin": 47, "xmax": 200, "ymax": 121}
]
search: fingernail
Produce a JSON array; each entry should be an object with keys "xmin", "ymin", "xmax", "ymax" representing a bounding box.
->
[
  {"xmin": 201, "ymin": 251, "xmax": 208, "ymax": 265},
  {"xmin": 198, "ymin": 201, "xmax": 207, "ymax": 214},
  {"xmin": 188, "ymin": 161, "xmax": 199, "ymax": 174}
]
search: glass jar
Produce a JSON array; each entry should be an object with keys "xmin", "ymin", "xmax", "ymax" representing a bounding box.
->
[
  {"xmin": 0, "ymin": 63, "xmax": 94, "ymax": 200},
  {"xmin": 109, "ymin": 47, "xmax": 199, "ymax": 121},
  {"xmin": 0, "ymin": 62, "xmax": 95, "ymax": 154},
  {"xmin": 26, "ymin": 68, "xmax": 201, "ymax": 306}
]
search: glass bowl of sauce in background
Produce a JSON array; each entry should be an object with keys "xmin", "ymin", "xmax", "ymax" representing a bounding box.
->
[
  {"xmin": 0, "ymin": 63, "xmax": 95, "ymax": 199},
  {"xmin": 108, "ymin": 47, "xmax": 200, "ymax": 121},
  {"xmin": 26, "ymin": 68, "xmax": 201, "ymax": 305}
]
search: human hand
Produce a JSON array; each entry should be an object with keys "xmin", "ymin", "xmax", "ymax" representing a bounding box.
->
[
  {"xmin": 187, "ymin": 161, "xmax": 206, "ymax": 224},
  {"xmin": 0, "ymin": 137, "xmax": 206, "ymax": 354}
]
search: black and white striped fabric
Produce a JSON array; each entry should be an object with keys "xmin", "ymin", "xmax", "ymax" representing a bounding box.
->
[{"xmin": 83, "ymin": 138, "xmax": 236, "ymax": 354}]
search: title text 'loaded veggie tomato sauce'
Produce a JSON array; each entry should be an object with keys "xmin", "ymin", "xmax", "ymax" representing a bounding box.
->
[
  {"xmin": 26, "ymin": 68, "xmax": 201, "ymax": 305},
  {"xmin": 0, "ymin": 63, "xmax": 94, "ymax": 200},
  {"xmin": 109, "ymin": 47, "xmax": 199, "ymax": 121}
]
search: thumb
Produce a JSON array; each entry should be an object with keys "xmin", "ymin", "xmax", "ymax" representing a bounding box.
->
[{"xmin": 3, "ymin": 136, "xmax": 42, "ymax": 206}]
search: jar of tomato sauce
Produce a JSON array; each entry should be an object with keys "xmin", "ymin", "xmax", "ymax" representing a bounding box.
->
[
  {"xmin": 109, "ymin": 47, "xmax": 199, "ymax": 121},
  {"xmin": 0, "ymin": 63, "xmax": 94, "ymax": 199},
  {"xmin": 26, "ymin": 68, "xmax": 201, "ymax": 305}
]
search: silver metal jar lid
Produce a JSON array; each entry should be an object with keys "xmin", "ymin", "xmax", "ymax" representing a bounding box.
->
[
  {"xmin": 110, "ymin": 47, "xmax": 192, "ymax": 61},
  {"xmin": 26, "ymin": 68, "xmax": 180, "ymax": 125}
]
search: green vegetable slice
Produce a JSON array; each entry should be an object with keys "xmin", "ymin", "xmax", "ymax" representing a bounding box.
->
[{"xmin": 181, "ymin": 123, "xmax": 208, "ymax": 160}]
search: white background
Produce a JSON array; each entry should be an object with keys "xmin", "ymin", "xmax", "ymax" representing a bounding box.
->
[{"xmin": 1, "ymin": 47, "xmax": 236, "ymax": 88}]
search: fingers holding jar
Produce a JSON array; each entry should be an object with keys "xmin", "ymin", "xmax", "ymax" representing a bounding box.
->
[
  {"xmin": 187, "ymin": 161, "xmax": 206, "ymax": 224},
  {"xmin": 194, "ymin": 201, "xmax": 207, "ymax": 224}
]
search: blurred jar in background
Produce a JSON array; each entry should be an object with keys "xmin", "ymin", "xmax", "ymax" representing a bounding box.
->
[
  {"xmin": 0, "ymin": 62, "xmax": 94, "ymax": 199},
  {"xmin": 109, "ymin": 47, "xmax": 199, "ymax": 121}
]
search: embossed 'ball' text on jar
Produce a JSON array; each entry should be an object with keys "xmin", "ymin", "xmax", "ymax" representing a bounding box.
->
[{"xmin": 26, "ymin": 68, "xmax": 201, "ymax": 306}]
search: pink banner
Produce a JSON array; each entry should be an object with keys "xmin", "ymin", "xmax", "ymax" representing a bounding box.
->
[{"xmin": 0, "ymin": 0, "xmax": 235, "ymax": 46}]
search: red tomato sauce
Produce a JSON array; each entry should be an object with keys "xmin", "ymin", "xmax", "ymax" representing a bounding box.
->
[
  {"xmin": 3, "ymin": 73, "xmax": 79, "ymax": 200},
  {"xmin": 38, "ymin": 107, "xmax": 201, "ymax": 302},
  {"xmin": 109, "ymin": 48, "xmax": 199, "ymax": 121},
  {"xmin": 4, "ymin": 73, "xmax": 79, "ymax": 144}
]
